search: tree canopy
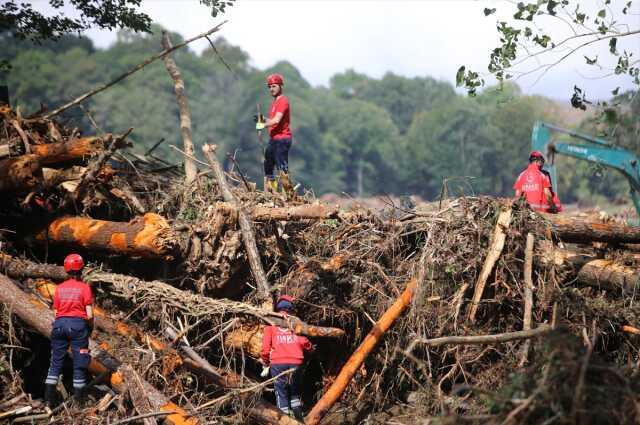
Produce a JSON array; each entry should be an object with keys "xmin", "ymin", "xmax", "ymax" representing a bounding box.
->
[{"xmin": 2, "ymin": 26, "xmax": 635, "ymax": 208}]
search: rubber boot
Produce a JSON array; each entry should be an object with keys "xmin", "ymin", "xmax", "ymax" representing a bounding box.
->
[
  {"xmin": 292, "ymin": 407, "xmax": 304, "ymax": 421},
  {"xmin": 268, "ymin": 178, "xmax": 278, "ymax": 194},
  {"xmin": 44, "ymin": 384, "xmax": 57, "ymax": 408},
  {"xmin": 73, "ymin": 387, "xmax": 86, "ymax": 408}
]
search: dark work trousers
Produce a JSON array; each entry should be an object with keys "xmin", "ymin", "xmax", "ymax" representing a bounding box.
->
[
  {"xmin": 270, "ymin": 363, "xmax": 302, "ymax": 414},
  {"xmin": 45, "ymin": 317, "xmax": 91, "ymax": 390},
  {"xmin": 264, "ymin": 137, "xmax": 292, "ymax": 180}
]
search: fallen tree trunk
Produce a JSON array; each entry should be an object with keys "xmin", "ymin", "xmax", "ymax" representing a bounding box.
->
[
  {"xmin": 543, "ymin": 214, "xmax": 640, "ymax": 244},
  {"xmin": 203, "ymin": 144, "xmax": 271, "ymax": 305},
  {"xmin": 576, "ymin": 259, "xmax": 640, "ymax": 293},
  {"xmin": 0, "ymin": 254, "xmax": 344, "ymax": 339},
  {"xmin": 31, "ymin": 136, "xmax": 107, "ymax": 164},
  {"xmin": 305, "ymin": 277, "xmax": 419, "ymax": 425},
  {"xmin": 251, "ymin": 203, "xmax": 338, "ymax": 222},
  {"xmin": 0, "ymin": 273, "xmax": 197, "ymax": 425},
  {"xmin": 537, "ymin": 243, "xmax": 640, "ymax": 292},
  {"xmin": 36, "ymin": 213, "xmax": 179, "ymax": 258},
  {"xmin": 0, "ymin": 154, "xmax": 42, "ymax": 192}
]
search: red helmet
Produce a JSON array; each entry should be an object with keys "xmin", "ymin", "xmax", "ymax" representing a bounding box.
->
[
  {"xmin": 64, "ymin": 253, "xmax": 84, "ymax": 272},
  {"xmin": 266, "ymin": 73, "xmax": 284, "ymax": 86},
  {"xmin": 529, "ymin": 150, "xmax": 545, "ymax": 162}
]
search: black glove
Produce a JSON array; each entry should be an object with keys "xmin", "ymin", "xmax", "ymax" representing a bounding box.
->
[{"xmin": 548, "ymin": 203, "xmax": 558, "ymax": 214}]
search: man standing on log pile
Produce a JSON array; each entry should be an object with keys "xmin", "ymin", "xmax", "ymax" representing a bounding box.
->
[
  {"xmin": 255, "ymin": 73, "xmax": 295, "ymax": 195},
  {"xmin": 44, "ymin": 253, "xmax": 94, "ymax": 408},
  {"xmin": 260, "ymin": 295, "xmax": 314, "ymax": 420},
  {"xmin": 514, "ymin": 151, "xmax": 562, "ymax": 213}
]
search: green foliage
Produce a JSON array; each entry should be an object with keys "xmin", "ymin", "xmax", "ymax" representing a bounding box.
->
[
  {"xmin": 459, "ymin": 0, "xmax": 639, "ymax": 110},
  {"xmin": 5, "ymin": 26, "xmax": 636, "ymax": 207}
]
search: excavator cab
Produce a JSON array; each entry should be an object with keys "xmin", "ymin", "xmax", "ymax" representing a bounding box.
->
[{"xmin": 531, "ymin": 120, "xmax": 640, "ymax": 217}]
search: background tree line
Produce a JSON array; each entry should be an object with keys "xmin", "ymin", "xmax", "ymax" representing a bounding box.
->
[{"xmin": 2, "ymin": 27, "xmax": 638, "ymax": 206}]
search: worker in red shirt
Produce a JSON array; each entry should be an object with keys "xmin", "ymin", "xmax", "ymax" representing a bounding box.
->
[
  {"xmin": 44, "ymin": 253, "xmax": 94, "ymax": 407},
  {"xmin": 514, "ymin": 151, "xmax": 559, "ymax": 213},
  {"xmin": 255, "ymin": 73, "xmax": 293, "ymax": 194},
  {"xmin": 260, "ymin": 295, "xmax": 314, "ymax": 419}
]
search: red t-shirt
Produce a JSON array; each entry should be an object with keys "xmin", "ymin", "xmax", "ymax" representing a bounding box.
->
[
  {"xmin": 261, "ymin": 324, "xmax": 313, "ymax": 366},
  {"xmin": 513, "ymin": 163, "xmax": 552, "ymax": 212},
  {"xmin": 53, "ymin": 279, "xmax": 93, "ymax": 319},
  {"xmin": 269, "ymin": 95, "xmax": 292, "ymax": 140}
]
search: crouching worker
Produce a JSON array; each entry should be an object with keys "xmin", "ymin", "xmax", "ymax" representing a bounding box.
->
[
  {"xmin": 44, "ymin": 253, "xmax": 94, "ymax": 407},
  {"xmin": 260, "ymin": 295, "xmax": 314, "ymax": 419}
]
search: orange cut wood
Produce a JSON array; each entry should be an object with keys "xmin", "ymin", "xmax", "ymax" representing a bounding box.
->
[{"xmin": 38, "ymin": 213, "xmax": 178, "ymax": 258}]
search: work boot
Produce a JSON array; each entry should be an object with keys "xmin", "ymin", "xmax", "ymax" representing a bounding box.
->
[
  {"xmin": 292, "ymin": 407, "xmax": 304, "ymax": 421},
  {"xmin": 73, "ymin": 387, "xmax": 86, "ymax": 408},
  {"xmin": 43, "ymin": 384, "xmax": 58, "ymax": 408},
  {"xmin": 279, "ymin": 171, "xmax": 294, "ymax": 197}
]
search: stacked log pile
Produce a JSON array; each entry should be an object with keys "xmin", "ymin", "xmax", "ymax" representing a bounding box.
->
[{"xmin": 1, "ymin": 107, "xmax": 640, "ymax": 425}]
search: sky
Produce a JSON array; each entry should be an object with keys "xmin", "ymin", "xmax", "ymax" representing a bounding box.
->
[{"xmin": 50, "ymin": 1, "xmax": 640, "ymax": 101}]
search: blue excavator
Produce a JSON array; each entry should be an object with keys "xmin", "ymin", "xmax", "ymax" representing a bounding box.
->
[{"xmin": 531, "ymin": 120, "xmax": 640, "ymax": 217}]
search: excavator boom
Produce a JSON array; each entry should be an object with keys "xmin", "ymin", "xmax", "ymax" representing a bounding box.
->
[{"xmin": 531, "ymin": 120, "xmax": 640, "ymax": 217}]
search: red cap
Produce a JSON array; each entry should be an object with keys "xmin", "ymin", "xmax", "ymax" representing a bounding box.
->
[
  {"xmin": 529, "ymin": 150, "xmax": 545, "ymax": 162},
  {"xmin": 64, "ymin": 253, "xmax": 84, "ymax": 272},
  {"xmin": 266, "ymin": 73, "xmax": 284, "ymax": 86}
]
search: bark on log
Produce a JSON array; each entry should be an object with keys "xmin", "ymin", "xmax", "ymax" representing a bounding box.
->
[
  {"xmin": 0, "ymin": 154, "xmax": 42, "ymax": 192},
  {"xmin": 537, "ymin": 243, "xmax": 640, "ymax": 292},
  {"xmin": 0, "ymin": 273, "xmax": 197, "ymax": 425},
  {"xmin": 31, "ymin": 136, "xmax": 106, "ymax": 164},
  {"xmin": 0, "ymin": 253, "xmax": 69, "ymax": 281},
  {"xmin": 543, "ymin": 214, "xmax": 640, "ymax": 244},
  {"xmin": 250, "ymin": 203, "xmax": 339, "ymax": 222},
  {"xmin": 305, "ymin": 277, "xmax": 419, "ymax": 425},
  {"xmin": 36, "ymin": 213, "xmax": 179, "ymax": 258},
  {"xmin": 202, "ymin": 144, "xmax": 271, "ymax": 304},
  {"xmin": 161, "ymin": 32, "xmax": 197, "ymax": 184},
  {"xmin": 468, "ymin": 204, "xmax": 512, "ymax": 323}
]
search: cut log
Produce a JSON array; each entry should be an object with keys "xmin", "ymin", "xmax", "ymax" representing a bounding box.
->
[
  {"xmin": 36, "ymin": 213, "xmax": 179, "ymax": 258},
  {"xmin": 305, "ymin": 277, "xmax": 420, "ymax": 425},
  {"xmin": 0, "ymin": 273, "xmax": 197, "ymax": 425},
  {"xmin": 537, "ymin": 243, "xmax": 640, "ymax": 292},
  {"xmin": 543, "ymin": 214, "xmax": 640, "ymax": 244},
  {"xmin": 203, "ymin": 144, "xmax": 271, "ymax": 305},
  {"xmin": 576, "ymin": 259, "xmax": 640, "ymax": 293},
  {"xmin": 161, "ymin": 32, "xmax": 197, "ymax": 184},
  {"xmin": 468, "ymin": 204, "xmax": 512, "ymax": 323},
  {"xmin": 0, "ymin": 154, "xmax": 42, "ymax": 192},
  {"xmin": 519, "ymin": 233, "xmax": 535, "ymax": 367},
  {"xmin": 250, "ymin": 203, "xmax": 339, "ymax": 222},
  {"xmin": 30, "ymin": 136, "xmax": 107, "ymax": 164}
]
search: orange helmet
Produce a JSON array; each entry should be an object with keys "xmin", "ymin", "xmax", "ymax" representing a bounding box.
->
[
  {"xmin": 64, "ymin": 253, "xmax": 84, "ymax": 272},
  {"xmin": 266, "ymin": 73, "xmax": 284, "ymax": 86}
]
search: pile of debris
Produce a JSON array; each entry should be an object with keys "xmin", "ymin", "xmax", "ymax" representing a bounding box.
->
[{"xmin": 1, "ymin": 106, "xmax": 640, "ymax": 425}]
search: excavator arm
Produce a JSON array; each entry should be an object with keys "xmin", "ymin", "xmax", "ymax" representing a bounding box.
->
[{"xmin": 531, "ymin": 121, "xmax": 640, "ymax": 217}]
